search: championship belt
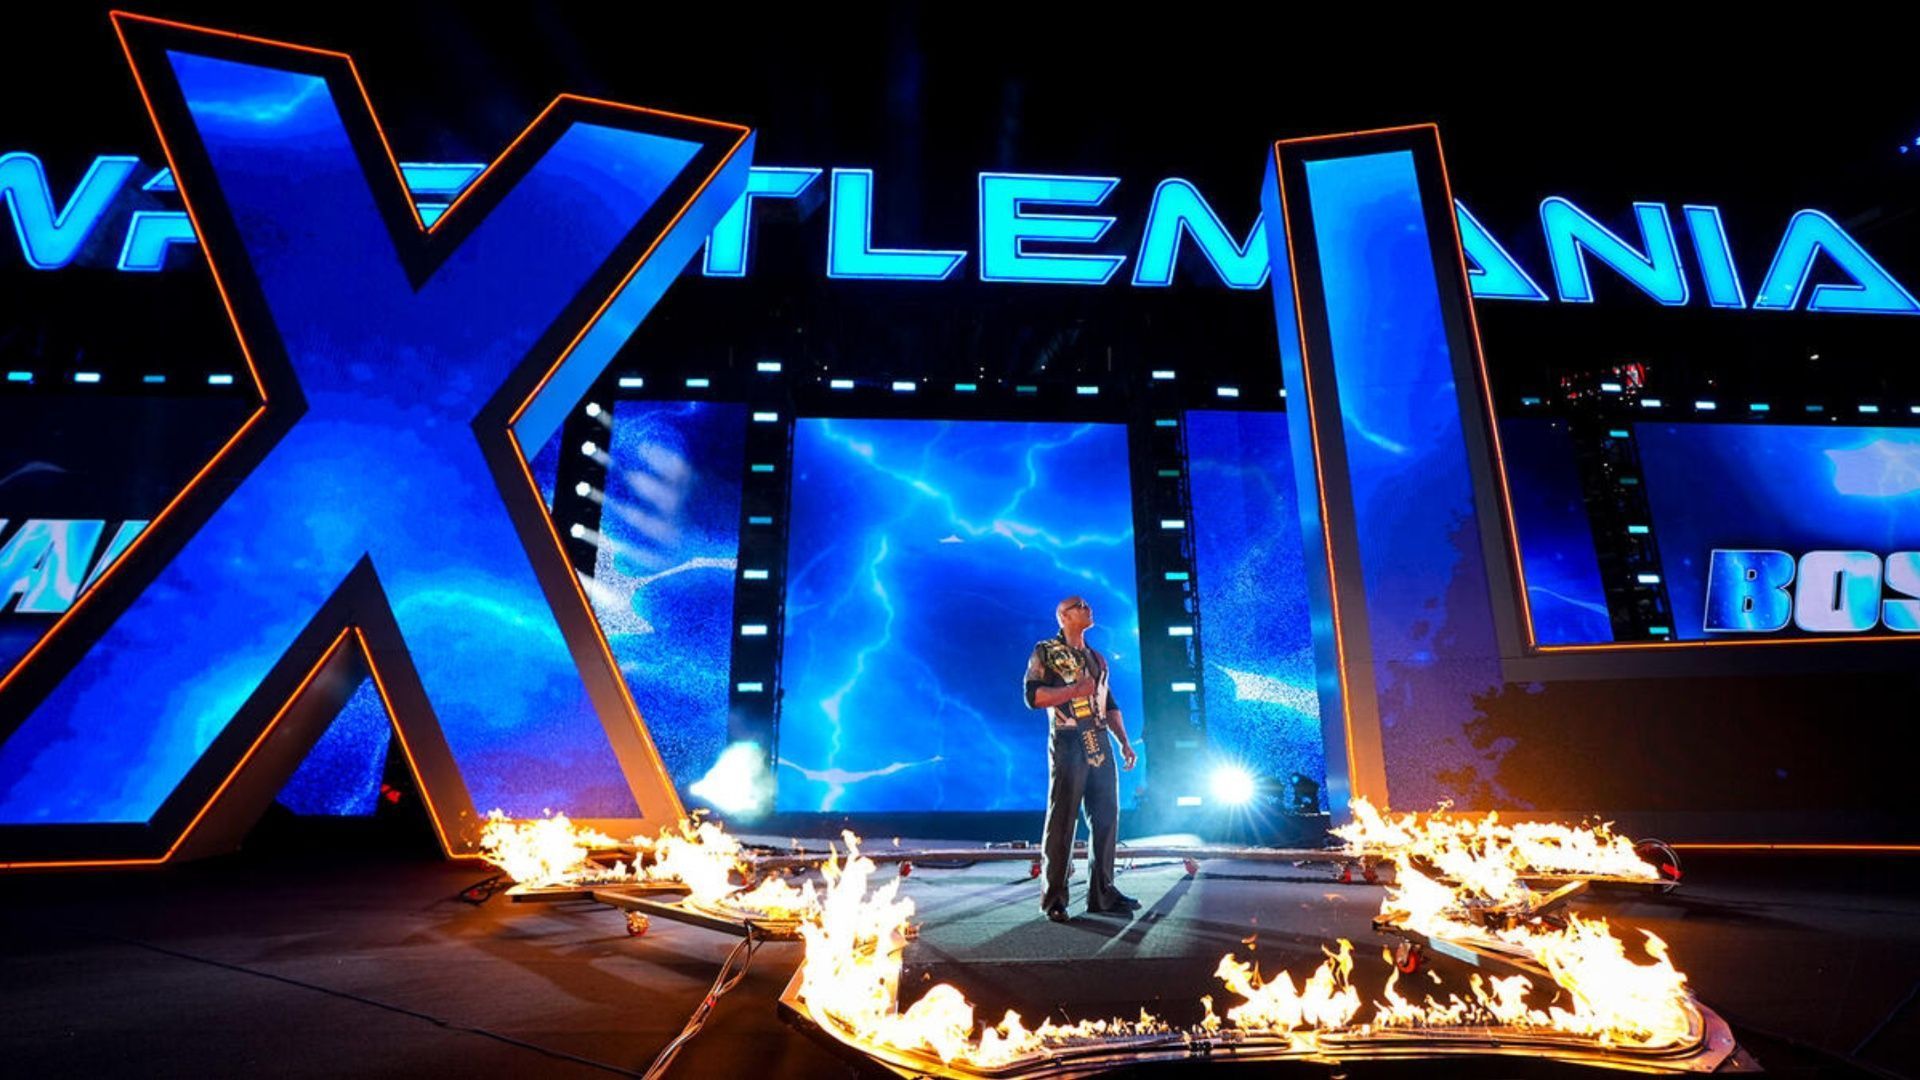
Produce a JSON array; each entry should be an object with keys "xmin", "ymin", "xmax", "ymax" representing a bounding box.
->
[{"xmin": 1041, "ymin": 640, "xmax": 1106, "ymax": 767}]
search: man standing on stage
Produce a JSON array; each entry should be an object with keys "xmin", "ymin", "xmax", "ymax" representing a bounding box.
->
[{"xmin": 1023, "ymin": 595, "xmax": 1139, "ymax": 922}]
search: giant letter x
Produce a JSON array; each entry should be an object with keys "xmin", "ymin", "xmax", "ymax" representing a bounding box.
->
[{"xmin": 0, "ymin": 14, "xmax": 752, "ymax": 865}]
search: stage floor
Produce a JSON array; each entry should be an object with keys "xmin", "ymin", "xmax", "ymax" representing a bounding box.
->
[{"xmin": 4, "ymin": 838, "xmax": 1918, "ymax": 1077}]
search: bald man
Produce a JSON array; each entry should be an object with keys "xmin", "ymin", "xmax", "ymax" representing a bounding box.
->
[{"xmin": 1023, "ymin": 594, "xmax": 1138, "ymax": 922}]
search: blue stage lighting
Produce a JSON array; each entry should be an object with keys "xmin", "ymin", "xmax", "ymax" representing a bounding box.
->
[{"xmin": 1210, "ymin": 766, "xmax": 1255, "ymax": 806}]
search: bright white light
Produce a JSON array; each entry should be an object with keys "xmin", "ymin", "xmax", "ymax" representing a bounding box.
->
[
  {"xmin": 1210, "ymin": 765, "xmax": 1256, "ymax": 806},
  {"xmin": 580, "ymin": 440, "xmax": 598, "ymax": 456},
  {"xmin": 585, "ymin": 401, "xmax": 602, "ymax": 418},
  {"xmin": 689, "ymin": 742, "xmax": 773, "ymax": 817},
  {"xmin": 574, "ymin": 481, "xmax": 591, "ymax": 497},
  {"xmin": 568, "ymin": 523, "xmax": 586, "ymax": 539}
]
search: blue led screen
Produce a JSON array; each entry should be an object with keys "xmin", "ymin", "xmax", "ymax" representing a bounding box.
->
[
  {"xmin": 1636, "ymin": 423, "xmax": 1920, "ymax": 639},
  {"xmin": 1183, "ymin": 410, "xmax": 1324, "ymax": 802},
  {"xmin": 588, "ymin": 401, "xmax": 747, "ymax": 791},
  {"xmin": 778, "ymin": 418, "xmax": 1141, "ymax": 813},
  {"xmin": 1498, "ymin": 417, "xmax": 1612, "ymax": 645},
  {"xmin": 275, "ymin": 676, "xmax": 390, "ymax": 816}
]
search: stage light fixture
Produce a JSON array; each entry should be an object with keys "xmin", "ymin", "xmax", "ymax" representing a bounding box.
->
[
  {"xmin": 580, "ymin": 440, "xmax": 598, "ymax": 456},
  {"xmin": 143, "ymin": 374, "xmax": 166, "ymax": 384},
  {"xmin": 1289, "ymin": 772, "xmax": 1319, "ymax": 815},
  {"xmin": 618, "ymin": 376, "xmax": 645, "ymax": 389},
  {"xmin": 568, "ymin": 523, "xmax": 586, "ymax": 539},
  {"xmin": 574, "ymin": 481, "xmax": 591, "ymax": 497},
  {"xmin": 209, "ymin": 373, "xmax": 234, "ymax": 385},
  {"xmin": 584, "ymin": 401, "xmax": 602, "ymax": 418},
  {"xmin": 1210, "ymin": 766, "xmax": 1255, "ymax": 806},
  {"xmin": 74, "ymin": 372, "xmax": 101, "ymax": 384},
  {"xmin": 5, "ymin": 371, "xmax": 32, "ymax": 383}
]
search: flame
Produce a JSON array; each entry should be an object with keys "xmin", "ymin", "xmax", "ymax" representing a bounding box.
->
[
  {"xmin": 644, "ymin": 817, "xmax": 749, "ymax": 900},
  {"xmin": 1336, "ymin": 797, "xmax": 1661, "ymax": 883},
  {"xmin": 1212, "ymin": 940, "xmax": 1362, "ymax": 1048},
  {"xmin": 796, "ymin": 832, "xmax": 1169, "ymax": 1068},
  {"xmin": 791, "ymin": 807, "xmax": 1703, "ymax": 1073},
  {"xmin": 477, "ymin": 810, "xmax": 636, "ymax": 887},
  {"xmin": 1364, "ymin": 839, "xmax": 1695, "ymax": 1048},
  {"xmin": 485, "ymin": 805, "xmax": 1703, "ymax": 1070}
]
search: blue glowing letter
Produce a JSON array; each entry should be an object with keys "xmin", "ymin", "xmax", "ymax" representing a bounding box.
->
[
  {"xmin": 1702, "ymin": 549, "xmax": 1794, "ymax": 632},
  {"xmin": 826, "ymin": 168, "xmax": 964, "ymax": 280},
  {"xmin": 1131, "ymin": 179, "xmax": 1267, "ymax": 289},
  {"xmin": 1454, "ymin": 201, "xmax": 1547, "ymax": 301},
  {"xmin": 1539, "ymin": 198, "xmax": 1688, "ymax": 306},
  {"xmin": 1753, "ymin": 210, "xmax": 1920, "ymax": 315},
  {"xmin": 1682, "ymin": 204, "xmax": 1746, "ymax": 309},
  {"xmin": 1, "ymin": 153, "xmax": 140, "ymax": 269},
  {"xmin": 81, "ymin": 520, "xmax": 146, "ymax": 590},
  {"xmin": 0, "ymin": 519, "xmax": 106, "ymax": 614},
  {"xmin": 1793, "ymin": 550, "xmax": 1882, "ymax": 632},
  {"xmin": 0, "ymin": 18, "xmax": 751, "ymax": 845},
  {"xmin": 979, "ymin": 172, "xmax": 1125, "ymax": 285},
  {"xmin": 1883, "ymin": 552, "xmax": 1920, "ymax": 633},
  {"xmin": 117, "ymin": 210, "xmax": 198, "ymax": 272},
  {"xmin": 704, "ymin": 166, "xmax": 820, "ymax": 277}
]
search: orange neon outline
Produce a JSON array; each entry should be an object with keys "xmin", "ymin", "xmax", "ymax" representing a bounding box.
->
[
  {"xmin": 353, "ymin": 626, "xmax": 467, "ymax": 859},
  {"xmin": 0, "ymin": 626, "xmax": 479, "ymax": 870},
  {"xmin": 1428, "ymin": 131, "xmax": 1537, "ymax": 652},
  {"xmin": 1272, "ymin": 123, "xmax": 1458, "ymax": 812},
  {"xmin": 0, "ymin": 13, "xmax": 290, "ymax": 699},
  {"xmin": 1270, "ymin": 133, "xmax": 1378, "ymax": 810},
  {"xmin": 500, "ymin": 119, "xmax": 751, "ymax": 820},
  {"xmin": 3, "ymin": 11, "xmax": 745, "ymax": 866}
]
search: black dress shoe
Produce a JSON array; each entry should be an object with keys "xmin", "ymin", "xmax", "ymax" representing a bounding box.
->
[
  {"xmin": 1044, "ymin": 903, "xmax": 1069, "ymax": 923},
  {"xmin": 1088, "ymin": 892, "xmax": 1142, "ymax": 914}
]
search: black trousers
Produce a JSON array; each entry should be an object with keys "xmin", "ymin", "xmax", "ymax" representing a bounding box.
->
[{"xmin": 1040, "ymin": 727, "xmax": 1120, "ymax": 912}]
